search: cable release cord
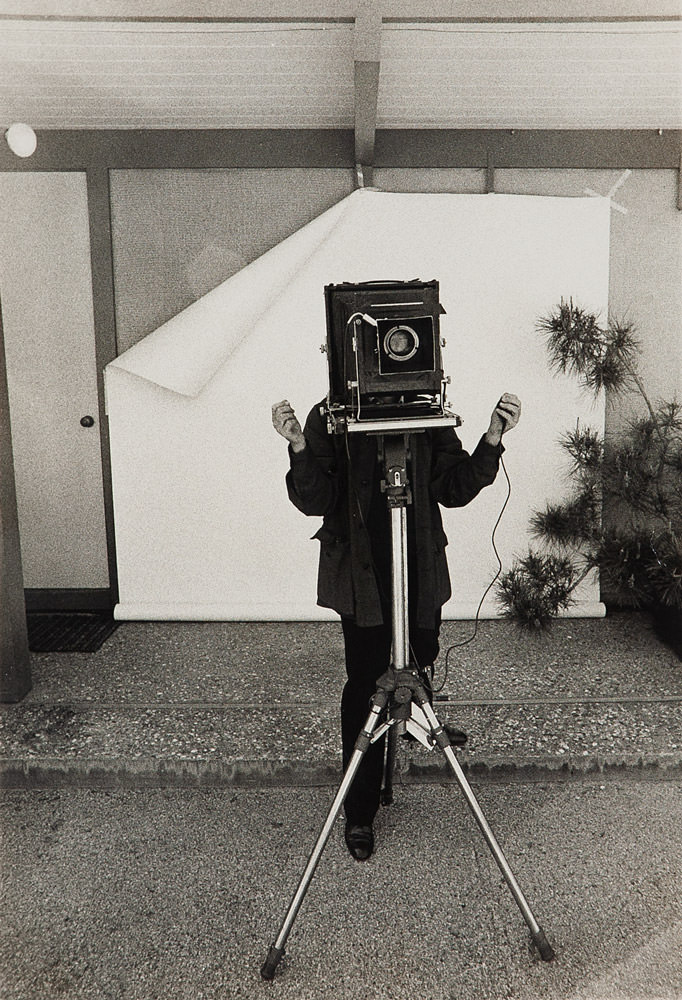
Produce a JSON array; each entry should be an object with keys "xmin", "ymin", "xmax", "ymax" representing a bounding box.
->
[{"xmin": 432, "ymin": 453, "xmax": 512, "ymax": 694}]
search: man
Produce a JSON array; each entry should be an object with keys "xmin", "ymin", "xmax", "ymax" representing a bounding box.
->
[{"xmin": 272, "ymin": 392, "xmax": 521, "ymax": 860}]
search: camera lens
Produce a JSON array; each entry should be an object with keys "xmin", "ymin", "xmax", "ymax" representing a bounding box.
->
[{"xmin": 384, "ymin": 325, "xmax": 419, "ymax": 362}]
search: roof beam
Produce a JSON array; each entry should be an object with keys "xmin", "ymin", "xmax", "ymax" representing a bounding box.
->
[
  {"xmin": 353, "ymin": 1, "xmax": 381, "ymax": 179},
  {"xmin": 0, "ymin": 128, "xmax": 679, "ymax": 171}
]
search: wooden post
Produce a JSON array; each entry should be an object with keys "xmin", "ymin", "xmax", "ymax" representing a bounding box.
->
[
  {"xmin": 486, "ymin": 149, "xmax": 496, "ymax": 193},
  {"xmin": 0, "ymin": 300, "xmax": 32, "ymax": 702},
  {"xmin": 354, "ymin": 1, "xmax": 382, "ymax": 187}
]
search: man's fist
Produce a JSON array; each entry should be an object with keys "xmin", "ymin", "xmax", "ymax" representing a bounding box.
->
[
  {"xmin": 272, "ymin": 400, "xmax": 306, "ymax": 452},
  {"xmin": 486, "ymin": 393, "xmax": 521, "ymax": 445}
]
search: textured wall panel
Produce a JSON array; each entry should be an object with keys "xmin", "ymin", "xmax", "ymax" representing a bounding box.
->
[{"xmin": 109, "ymin": 168, "xmax": 355, "ymax": 352}]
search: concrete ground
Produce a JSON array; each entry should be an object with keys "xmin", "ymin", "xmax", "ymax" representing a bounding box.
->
[
  {"xmin": 1, "ymin": 781, "xmax": 681, "ymax": 1000},
  {"xmin": 1, "ymin": 612, "xmax": 682, "ymax": 999}
]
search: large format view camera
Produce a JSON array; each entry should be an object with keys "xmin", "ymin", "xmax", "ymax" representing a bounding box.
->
[{"xmin": 323, "ymin": 279, "xmax": 460, "ymax": 434}]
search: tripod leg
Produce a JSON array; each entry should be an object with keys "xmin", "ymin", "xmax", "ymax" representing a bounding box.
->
[
  {"xmin": 261, "ymin": 696, "xmax": 387, "ymax": 980},
  {"xmin": 419, "ymin": 701, "xmax": 555, "ymax": 962},
  {"xmin": 381, "ymin": 725, "xmax": 398, "ymax": 805}
]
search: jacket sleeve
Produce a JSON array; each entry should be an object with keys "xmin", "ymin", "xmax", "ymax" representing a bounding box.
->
[
  {"xmin": 429, "ymin": 428, "xmax": 503, "ymax": 508},
  {"xmin": 285, "ymin": 403, "xmax": 339, "ymax": 517}
]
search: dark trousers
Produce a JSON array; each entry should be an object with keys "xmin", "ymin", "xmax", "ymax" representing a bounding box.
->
[{"xmin": 340, "ymin": 613, "xmax": 441, "ymax": 826}]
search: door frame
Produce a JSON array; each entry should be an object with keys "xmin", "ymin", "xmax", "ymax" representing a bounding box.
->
[{"xmin": 1, "ymin": 166, "xmax": 119, "ymax": 613}]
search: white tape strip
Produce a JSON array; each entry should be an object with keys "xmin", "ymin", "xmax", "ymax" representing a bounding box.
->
[{"xmin": 584, "ymin": 169, "xmax": 632, "ymax": 215}]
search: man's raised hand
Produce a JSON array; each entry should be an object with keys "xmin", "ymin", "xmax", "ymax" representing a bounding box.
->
[
  {"xmin": 485, "ymin": 393, "xmax": 521, "ymax": 445},
  {"xmin": 272, "ymin": 400, "xmax": 306, "ymax": 452}
]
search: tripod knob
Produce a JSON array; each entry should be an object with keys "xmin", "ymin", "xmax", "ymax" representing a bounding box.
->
[{"xmin": 394, "ymin": 685, "xmax": 412, "ymax": 711}]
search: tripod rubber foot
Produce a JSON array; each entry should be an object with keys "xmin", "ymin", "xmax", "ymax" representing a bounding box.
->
[
  {"xmin": 532, "ymin": 928, "xmax": 555, "ymax": 962},
  {"xmin": 260, "ymin": 944, "xmax": 285, "ymax": 980}
]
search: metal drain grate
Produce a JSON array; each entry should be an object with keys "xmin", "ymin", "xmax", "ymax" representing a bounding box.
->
[{"xmin": 27, "ymin": 614, "xmax": 119, "ymax": 653}]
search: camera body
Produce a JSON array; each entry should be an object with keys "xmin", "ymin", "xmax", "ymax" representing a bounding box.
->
[{"xmin": 323, "ymin": 279, "xmax": 454, "ymax": 432}]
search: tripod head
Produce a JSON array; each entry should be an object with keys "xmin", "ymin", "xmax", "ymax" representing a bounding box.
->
[{"xmin": 377, "ymin": 433, "xmax": 413, "ymax": 509}]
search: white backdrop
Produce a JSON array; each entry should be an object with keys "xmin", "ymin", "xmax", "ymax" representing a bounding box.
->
[{"xmin": 105, "ymin": 189, "xmax": 610, "ymax": 620}]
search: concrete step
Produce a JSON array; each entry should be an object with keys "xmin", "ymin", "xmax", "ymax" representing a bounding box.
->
[
  {"xmin": 2, "ymin": 696, "xmax": 681, "ymax": 788},
  {"xmin": 2, "ymin": 615, "xmax": 681, "ymax": 788}
]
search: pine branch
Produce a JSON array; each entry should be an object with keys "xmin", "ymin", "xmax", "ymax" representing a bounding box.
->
[
  {"xmin": 497, "ymin": 301, "xmax": 682, "ymax": 632},
  {"xmin": 597, "ymin": 529, "xmax": 682, "ymax": 610},
  {"xmin": 645, "ymin": 534, "xmax": 682, "ymax": 609},
  {"xmin": 496, "ymin": 552, "xmax": 577, "ymax": 629},
  {"xmin": 559, "ymin": 424, "xmax": 603, "ymax": 482},
  {"xmin": 538, "ymin": 300, "xmax": 604, "ymax": 381},
  {"xmin": 530, "ymin": 491, "xmax": 601, "ymax": 547}
]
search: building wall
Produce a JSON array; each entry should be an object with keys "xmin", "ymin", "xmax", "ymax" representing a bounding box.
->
[{"xmin": 1, "ymin": 147, "xmax": 680, "ymax": 609}]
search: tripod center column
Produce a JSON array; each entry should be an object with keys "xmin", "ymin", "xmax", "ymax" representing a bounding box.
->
[{"xmin": 390, "ymin": 504, "xmax": 409, "ymax": 670}]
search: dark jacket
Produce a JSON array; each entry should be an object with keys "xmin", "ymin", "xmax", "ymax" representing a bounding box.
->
[{"xmin": 286, "ymin": 400, "xmax": 502, "ymax": 628}]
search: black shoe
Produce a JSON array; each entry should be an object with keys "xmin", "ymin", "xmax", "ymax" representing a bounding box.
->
[
  {"xmin": 443, "ymin": 723, "xmax": 468, "ymax": 747},
  {"xmin": 344, "ymin": 823, "xmax": 374, "ymax": 861},
  {"xmin": 402, "ymin": 723, "xmax": 468, "ymax": 747}
]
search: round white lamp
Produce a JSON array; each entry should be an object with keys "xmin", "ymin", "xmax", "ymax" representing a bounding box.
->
[{"xmin": 5, "ymin": 123, "xmax": 38, "ymax": 158}]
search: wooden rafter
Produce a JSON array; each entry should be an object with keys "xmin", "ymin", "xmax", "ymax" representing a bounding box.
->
[{"xmin": 353, "ymin": 1, "xmax": 381, "ymax": 179}]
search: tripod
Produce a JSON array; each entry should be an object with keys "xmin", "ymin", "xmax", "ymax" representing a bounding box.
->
[{"xmin": 261, "ymin": 431, "xmax": 554, "ymax": 980}]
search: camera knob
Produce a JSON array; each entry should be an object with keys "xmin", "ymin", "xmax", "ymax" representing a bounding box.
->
[
  {"xmin": 80, "ymin": 415, "xmax": 95, "ymax": 428},
  {"xmin": 320, "ymin": 343, "xmax": 327, "ymax": 353}
]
